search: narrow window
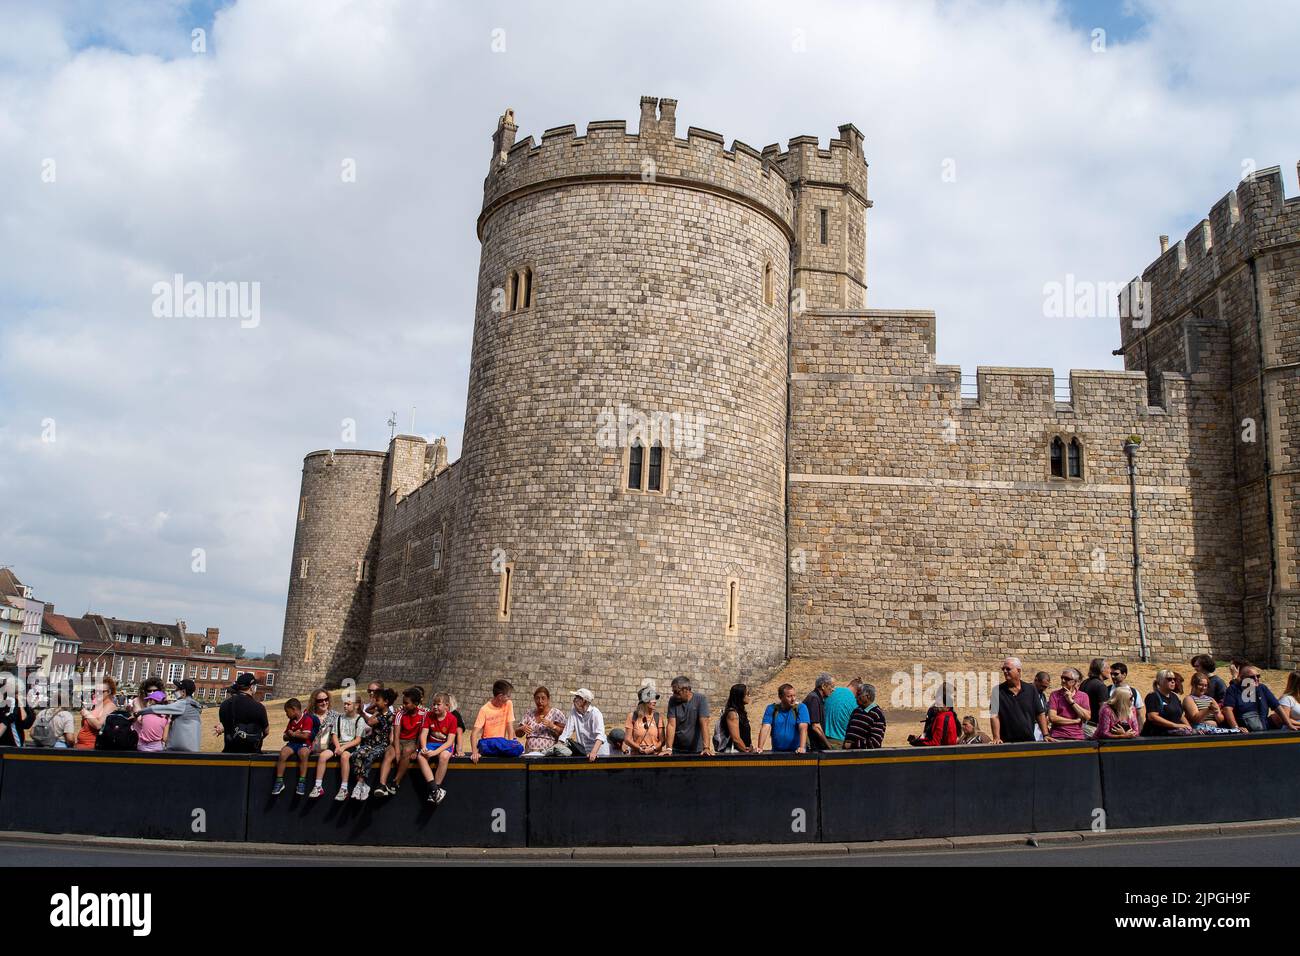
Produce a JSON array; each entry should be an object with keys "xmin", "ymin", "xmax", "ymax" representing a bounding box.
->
[
  {"xmin": 299, "ymin": 557, "xmax": 309, "ymax": 579},
  {"xmin": 1050, "ymin": 436, "xmax": 1065, "ymax": 478},
  {"xmin": 507, "ymin": 272, "xmax": 518, "ymax": 312},
  {"xmin": 432, "ymin": 533, "xmax": 443, "ymax": 571},
  {"xmin": 763, "ymin": 261, "xmax": 774, "ymax": 306},
  {"xmin": 522, "ymin": 267, "xmax": 533, "ymax": 308},
  {"xmin": 304, "ymin": 629, "xmax": 316, "ymax": 663},
  {"xmin": 498, "ymin": 564, "xmax": 514, "ymax": 621},
  {"xmin": 819, "ymin": 208, "xmax": 828, "ymax": 245},
  {"xmin": 648, "ymin": 442, "xmax": 664, "ymax": 492},
  {"xmin": 1068, "ymin": 438, "xmax": 1082, "ymax": 478},
  {"xmin": 402, "ymin": 539, "xmax": 413, "ymax": 579},
  {"xmin": 726, "ymin": 578, "xmax": 739, "ymax": 634},
  {"xmin": 266, "ymin": 672, "xmax": 275, "ymax": 687},
  {"xmin": 355, "ymin": 558, "xmax": 370, "ymax": 583},
  {"xmin": 628, "ymin": 440, "xmax": 644, "ymax": 490},
  {"xmin": 298, "ymin": 496, "xmax": 307, "ymax": 521}
]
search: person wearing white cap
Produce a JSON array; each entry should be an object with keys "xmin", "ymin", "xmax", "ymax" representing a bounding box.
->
[{"xmin": 553, "ymin": 688, "xmax": 609, "ymax": 761}]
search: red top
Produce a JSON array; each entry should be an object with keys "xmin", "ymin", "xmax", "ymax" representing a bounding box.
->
[
  {"xmin": 423, "ymin": 711, "xmax": 458, "ymax": 747},
  {"xmin": 398, "ymin": 707, "xmax": 427, "ymax": 740}
]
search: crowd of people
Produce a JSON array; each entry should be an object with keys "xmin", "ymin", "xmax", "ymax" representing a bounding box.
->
[{"xmin": 3, "ymin": 654, "xmax": 1299, "ymax": 807}]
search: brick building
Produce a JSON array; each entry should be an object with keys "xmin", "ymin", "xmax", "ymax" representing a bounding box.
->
[
  {"xmin": 74, "ymin": 615, "xmax": 237, "ymax": 702},
  {"xmin": 277, "ymin": 97, "xmax": 1300, "ymax": 704}
]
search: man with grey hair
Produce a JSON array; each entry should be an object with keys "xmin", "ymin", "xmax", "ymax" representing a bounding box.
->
[
  {"xmin": 823, "ymin": 676, "xmax": 862, "ymax": 747},
  {"xmin": 991, "ymin": 657, "xmax": 1047, "ymax": 745},
  {"xmin": 843, "ymin": 683, "xmax": 886, "ymax": 749},
  {"xmin": 665, "ymin": 676, "xmax": 713, "ymax": 756},
  {"xmin": 802, "ymin": 673, "xmax": 836, "ymax": 751}
]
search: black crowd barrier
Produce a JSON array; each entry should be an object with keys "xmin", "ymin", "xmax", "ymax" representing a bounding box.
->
[
  {"xmin": 819, "ymin": 739, "xmax": 1103, "ymax": 842},
  {"xmin": 1, "ymin": 732, "xmax": 1298, "ymax": 847},
  {"xmin": 528, "ymin": 753, "xmax": 819, "ymax": 847},
  {"xmin": 1098, "ymin": 731, "xmax": 1300, "ymax": 829},
  {"xmin": 245, "ymin": 755, "xmax": 527, "ymax": 848},
  {"xmin": 0, "ymin": 749, "xmax": 249, "ymax": 842}
]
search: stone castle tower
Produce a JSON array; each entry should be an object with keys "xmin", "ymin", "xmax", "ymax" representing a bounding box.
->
[{"xmin": 278, "ymin": 97, "xmax": 1300, "ymax": 701}]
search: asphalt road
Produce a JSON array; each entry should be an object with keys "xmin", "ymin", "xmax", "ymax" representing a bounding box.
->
[{"xmin": 3, "ymin": 828, "xmax": 1298, "ymax": 866}]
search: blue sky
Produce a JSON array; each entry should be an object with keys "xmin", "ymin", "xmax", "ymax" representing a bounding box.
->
[{"xmin": 1, "ymin": 0, "xmax": 1296, "ymax": 652}]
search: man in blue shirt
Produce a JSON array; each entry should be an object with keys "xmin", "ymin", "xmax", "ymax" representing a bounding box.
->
[
  {"xmin": 1223, "ymin": 665, "xmax": 1300, "ymax": 733},
  {"xmin": 823, "ymin": 677, "xmax": 861, "ymax": 746},
  {"xmin": 758, "ymin": 684, "xmax": 809, "ymax": 753}
]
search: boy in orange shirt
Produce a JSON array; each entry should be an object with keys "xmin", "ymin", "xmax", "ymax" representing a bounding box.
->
[{"xmin": 470, "ymin": 680, "xmax": 523, "ymax": 760}]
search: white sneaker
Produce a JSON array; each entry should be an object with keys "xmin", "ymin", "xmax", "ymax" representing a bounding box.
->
[
  {"xmin": 434, "ymin": 787, "xmax": 446, "ymax": 805},
  {"xmin": 334, "ymin": 787, "xmax": 349, "ymax": 802},
  {"xmin": 351, "ymin": 781, "xmax": 371, "ymax": 801},
  {"xmin": 309, "ymin": 784, "xmax": 324, "ymax": 799}
]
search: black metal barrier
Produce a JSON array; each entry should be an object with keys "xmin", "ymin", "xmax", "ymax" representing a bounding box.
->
[
  {"xmin": 819, "ymin": 740, "xmax": 1103, "ymax": 842},
  {"xmin": 3, "ymin": 733, "xmax": 1299, "ymax": 847},
  {"xmin": 0, "ymin": 749, "xmax": 250, "ymax": 842},
  {"xmin": 1098, "ymin": 731, "xmax": 1300, "ymax": 829},
  {"xmin": 526, "ymin": 753, "xmax": 820, "ymax": 847},
  {"xmin": 244, "ymin": 755, "xmax": 526, "ymax": 848}
]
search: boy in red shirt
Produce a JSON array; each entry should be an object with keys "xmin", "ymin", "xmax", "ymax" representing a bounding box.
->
[
  {"xmin": 375, "ymin": 686, "xmax": 426, "ymax": 797},
  {"xmin": 272, "ymin": 698, "xmax": 319, "ymax": 796},
  {"xmin": 416, "ymin": 692, "xmax": 459, "ymax": 804}
]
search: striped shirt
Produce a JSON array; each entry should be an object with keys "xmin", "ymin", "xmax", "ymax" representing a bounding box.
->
[{"xmin": 844, "ymin": 705, "xmax": 887, "ymax": 749}]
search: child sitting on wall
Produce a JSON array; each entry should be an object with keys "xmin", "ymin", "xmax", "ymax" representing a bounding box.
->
[
  {"xmin": 470, "ymin": 679, "xmax": 523, "ymax": 761},
  {"xmin": 271, "ymin": 698, "xmax": 319, "ymax": 796},
  {"xmin": 375, "ymin": 686, "xmax": 427, "ymax": 798}
]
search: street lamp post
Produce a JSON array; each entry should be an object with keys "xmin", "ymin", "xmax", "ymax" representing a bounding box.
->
[{"xmin": 1123, "ymin": 437, "xmax": 1149, "ymax": 663}]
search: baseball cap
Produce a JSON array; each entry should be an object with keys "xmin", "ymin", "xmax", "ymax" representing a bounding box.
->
[
  {"xmin": 570, "ymin": 688, "xmax": 595, "ymax": 704},
  {"xmin": 234, "ymin": 672, "xmax": 257, "ymax": 689},
  {"xmin": 175, "ymin": 678, "xmax": 196, "ymax": 696}
]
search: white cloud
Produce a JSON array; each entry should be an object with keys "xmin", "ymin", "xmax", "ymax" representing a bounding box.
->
[{"xmin": 0, "ymin": 0, "xmax": 1296, "ymax": 648}]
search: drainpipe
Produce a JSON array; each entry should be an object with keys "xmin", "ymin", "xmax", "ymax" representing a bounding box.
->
[
  {"xmin": 1248, "ymin": 255, "xmax": 1279, "ymax": 669},
  {"xmin": 1124, "ymin": 437, "xmax": 1150, "ymax": 662}
]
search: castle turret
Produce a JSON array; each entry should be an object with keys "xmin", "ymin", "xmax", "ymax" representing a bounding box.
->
[
  {"xmin": 768, "ymin": 123, "xmax": 870, "ymax": 310},
  {"xmin": 449, "ymin": 96, "xmax": 796, "ymax": 702},
  {"xmin": 277, "ymin": 449, "xmax": 386, "ymax": 695}
]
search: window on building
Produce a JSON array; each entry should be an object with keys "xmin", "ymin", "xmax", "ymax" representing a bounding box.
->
[
  {"xmin": 1068, "ymin": 437, "xmax": 1083, "ymax": 479},
  {"xmin": 648, "ymin": 442, "xmax": 664, "ymax": 492},
  {"xmin": 141, "ymin": 661, "xmax": 150, "ymax": 680},
  {"xmin": 131, "ymin": 635, "xmax": 141, "ymax": 644},
  {"xmin": 162, "ymin": 637, "xmax": 172, "ymax": 646},
  {"xmin": 402, "ymin": 539, "xmax": 413, "ymax": 579},
  {"xmin": 266, "ymin": 672, "xmax": 275, "ymax": 687},
  {"xmin": 726, "ymin": 578, "xmax": 740, "ymax": 634},
  {"xmin": 819, "ymin": 208, "xmax": 829, "ymax": 244},
  {"xmin": 298, "ymin": 496, "xmax": 307, "ymax": 521},
  {"xmin": 522, "ymin": 267, "xmax": 533, "ymax": 308},
  {"xmin": 304, "ymin": 630, "xmax": 316, "ymax": 664},
  {"xmin": 498, "ymin": 564, "xmax": 514, "ymax": 621},
  {"xmin": 116, "ymin": 635, "xmax": 127, "ymax": 643},
  {"xmin": 201, "ymin": 665, "xmax": 209, "ymax": 679},
  {"xmin": 506, "ymin": 271, "xmax": 518, "ymax": 312},
  {"xmin": 204, "ymin": 645, "xmax": 213, "ymax": 655},
  {"xmin": 128, "ymin": 660, "xmax": 137, "ymax": 682},
  {"xmin": 114, "ymin": 658, "xmax": 124, "ymax": 679},
  {"xmin": 145, "ymin": 636, "xmax": 156, "ymax": 645},
  {"xmin": 1050, "ymin": 436, "xmax": 1065, "ymax": 478},
  {"xmin": 432, "ymin": 533, "xmax": 443, "ymax": 572},
  {"xmin": 300, "ymin": 557, "xmax": 309, "ymax": 580},
  {"xmin": 355, "ymin": 558, "xmax": 370, "ymax": 583},
  {"xmin": 221, "ymin": 667, "xmax": 230, "ymax": 680},
  {"xmin": 763, "ymin": 261, "xmax": 774, "ymax": 306},
  {"xmin": 169, "ymin": 663, "xmax": 184, "ymax": 684},
  {"xmin": 627, "ymin": 440, "xmax": 644, "ymax": 490}
]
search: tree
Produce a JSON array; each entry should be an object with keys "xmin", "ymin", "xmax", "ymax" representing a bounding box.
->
[{"xmin": 216, "ymin": 642, "xmax": 246, "ymax": 658}]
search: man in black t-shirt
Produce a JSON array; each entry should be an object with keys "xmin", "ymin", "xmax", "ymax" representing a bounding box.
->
[
  {"xmin": 991, "ymin": 657, "xmax": 1047, "ymax": 744},
  {"xmin": 1079, "ymin": 658, "xmax": 1108, "ymax": 728},
  {"xmin": 802, "ymin": 674, "xmax": 836, "ymax": 751},
  {"xmin": 218, "ymin": 673, "xmax": 270, "ymax": 753}
]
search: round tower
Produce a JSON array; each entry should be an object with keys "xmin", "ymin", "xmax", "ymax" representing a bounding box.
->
[
  {"xmin": 278, "ymin": 449, "xmax": 386, "ymax": 696},
  {"xmin": 443, "ymin": 97, "xmax": 794, "ymax": 703}
]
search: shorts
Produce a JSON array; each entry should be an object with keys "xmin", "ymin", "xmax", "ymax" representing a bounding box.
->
[
  {"xmin": 420, "ymin": 743, "xmax": 453, "ymax": 759},
  {"xmin": 287, "ymin": 741, "xmax": 309, "ymax": 754},
  {"xmin": 398, "ymin": 738, "xmax": 419, "ymax": 755}
]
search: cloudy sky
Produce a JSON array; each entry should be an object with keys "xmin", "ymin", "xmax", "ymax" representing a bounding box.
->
[{"xmin": 1, "ymin": 0, "xmax": 1296, "ymax": 653}]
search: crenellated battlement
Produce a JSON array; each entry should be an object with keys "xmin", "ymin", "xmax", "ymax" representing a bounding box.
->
[
  {"xmin": 480, "ymin": 97, "xmax": 806, "ymax": 238},
  {"xmin": 763, "ymin": 125, "xmax": 869, "ymax": 202},
  {"xmin": 1121, "ymin": 164, "xmax": 1300, "ymax": 345}
]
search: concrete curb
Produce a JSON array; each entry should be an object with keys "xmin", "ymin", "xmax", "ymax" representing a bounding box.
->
[{"xmin": 3, "ymin": 818, "xmax": 1298, "ymax": 861}]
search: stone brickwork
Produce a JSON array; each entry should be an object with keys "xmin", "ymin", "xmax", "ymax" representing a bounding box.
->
[{"xmin": 278, "ymin": 97, "xmax": 1300, "ymax": 702}]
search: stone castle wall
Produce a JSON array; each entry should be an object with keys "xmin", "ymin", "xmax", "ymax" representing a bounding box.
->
[
  {"xmin": 278, "ymin": 450, "xmax": 385, "ymax": 692},
  {"xmin": 787, "ymin": 308, "xmax": 1243, "ymax": 663},
  {"xmin": 277, "ymin": 99, "xmax": 1300, "ymax": 702}
]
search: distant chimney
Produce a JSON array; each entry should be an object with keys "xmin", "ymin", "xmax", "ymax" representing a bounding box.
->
[
  {"xmin": 1159, "ymin": 235, "xmax": 1169, "ymax": 253},
  {"xmin": 206, "ymin": 627, "xmax": 219, "ymax": 647},
  {"xmin": 44, "ymin": 602, "xmax": 54, "ymax": 614}
]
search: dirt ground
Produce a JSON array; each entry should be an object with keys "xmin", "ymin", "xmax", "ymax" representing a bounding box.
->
[{"xmin": 84, "ymin": 658, "xmax": 1293, "ymax": 753}]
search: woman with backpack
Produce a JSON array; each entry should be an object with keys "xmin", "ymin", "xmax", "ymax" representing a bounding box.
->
[
  {"xmin": 621, "ymin": 680, "xmax": 668, "ymax": 755},
  {"xmin": 31, "ymin": 704, "xmax": 76, "ymax": 748},
  {"xmin": 0, "ymin": 696, "xmax": 35, "ymax": 747},
  {"xmin": 76, "ymin": 677, "xmax": 119, "ymax": 749}
]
